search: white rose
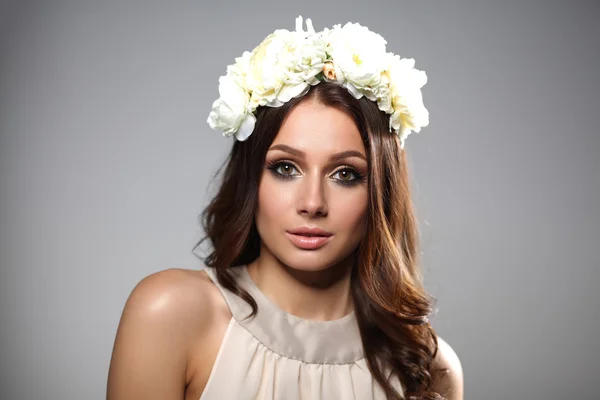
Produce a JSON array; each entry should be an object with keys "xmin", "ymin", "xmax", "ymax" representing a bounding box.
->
[
  {"xmin": 284, "ymin": 17, "xmax": 326, "ymax": 82},
  {"xmin": 207, "ymin": 74, "xmax": 256, "ymax": 141},
  {"xmin": 245, "ymin": 29, "xmax": 294, "ymax": 109},
  {"xmin": 275, "ymin": 30, "xmax": 327, "ymax": 103},
  {"xmin": 226, "ymin": 50, "xmax": 252, "ymax": 88},
  {"xmin": 260, "ymin": 16, "xmax": 328, "ymax": 106},
  {"xmin": 324, "ymin": 22, "xmax": 388, "ymax": 100},
  {"xmin": 385, "ymin": 54, "xmax": 429, "ymax": 145}
]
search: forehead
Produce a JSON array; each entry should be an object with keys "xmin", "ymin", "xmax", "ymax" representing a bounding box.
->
[{"xmin": 272, "ymin": 100, "xmax": 366, "ymax": 156}]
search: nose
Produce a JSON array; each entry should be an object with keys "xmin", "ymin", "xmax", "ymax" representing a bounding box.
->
[{"xmin": 297, "ymin": 172, "xmax": 328, "ymax": 218}]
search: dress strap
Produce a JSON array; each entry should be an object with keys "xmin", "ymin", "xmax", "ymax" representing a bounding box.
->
[{"xmin": 203, "ymin": 265, "xmax": 256, "ymax": 321}]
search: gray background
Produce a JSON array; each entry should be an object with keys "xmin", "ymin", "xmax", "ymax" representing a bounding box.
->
[{"xmin": 1, "ymin": 0, "xmax": 598, "ymax": 399}]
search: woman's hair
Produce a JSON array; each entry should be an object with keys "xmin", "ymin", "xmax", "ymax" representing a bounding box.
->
[{"xmin": 194, "ymin": 81, "xmax": 444, "ymax": 399}]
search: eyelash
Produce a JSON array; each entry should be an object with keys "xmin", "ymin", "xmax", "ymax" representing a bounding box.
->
[{"xmin": 265, "ymin": 160, "xmax": 366, "ymax": 187}]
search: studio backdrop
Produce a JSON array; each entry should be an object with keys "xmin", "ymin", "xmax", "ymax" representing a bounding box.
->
[{"xmin": 0, "ymin": 1, "xmax": 598, "ymax": 399}]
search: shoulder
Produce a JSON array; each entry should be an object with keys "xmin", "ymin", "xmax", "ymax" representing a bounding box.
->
[
  {"xmin": 122, "ymin": 268, "xmax": 226, "ymax": 330},
  {"xmin": 107, "ymin": 268, "xmax": 230, "ymax": 398},
  {"xmin": 134, "ymin": 267, "xmax": 224, "ymax": 311},
  {"xmin": 430, "ymin": 335, "xmax": 464, "ymax": 400}
]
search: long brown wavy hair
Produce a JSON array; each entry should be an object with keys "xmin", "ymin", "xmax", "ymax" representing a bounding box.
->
[{"xmin": 194, "ymin": 81, "xmax": 445, "ymax": 399}]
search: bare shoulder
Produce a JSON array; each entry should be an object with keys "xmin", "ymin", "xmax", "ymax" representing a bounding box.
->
[
  {"xmin": 119, "ymin": 268, "xmax": 226, "ymax": 331},
  {"xmin": 107, "ymin": 268, "xmax": 230, "ymax": 399},
  {"xmin": 131, "ymin": 268, "xmax": 226, "ymax": 318},
  {"xmin": 431, "ymin": 335, "xmax": 464, "ymax": 400}
]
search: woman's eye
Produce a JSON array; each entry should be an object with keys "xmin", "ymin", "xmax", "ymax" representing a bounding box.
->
[
  {"xmin": 332, "ymin": 168, "xmax": 357, "ymax": 182},
  {"xmin": 267, "ymin": 161, "xmax": 363, "ymax": 185},
  {"xmin": 275, "ymin": 162, "xmax": 298, "ymax": 176}
]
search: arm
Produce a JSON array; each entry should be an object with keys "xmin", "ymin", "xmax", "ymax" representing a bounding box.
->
[
  {"xmin": 106, "ymin": 269, "xmax": 207, "ymax": 400},
  {"xmin": 430, "ymin": 336, "xmax": 464, "ymax": 400}
]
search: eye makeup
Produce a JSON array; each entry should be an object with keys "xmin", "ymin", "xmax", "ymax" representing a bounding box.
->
[
  {"xmin": 264, "ymin": 159, "xmax": 367, "ymax": 187},
  {"xmin": 265, "ymin": 160, "xmax": 298, "ymax": 180}
]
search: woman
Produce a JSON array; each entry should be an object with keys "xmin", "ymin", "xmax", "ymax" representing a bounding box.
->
[{"xmin": 107, "ymin": 17, "xmax": 463, "ymax": 400}]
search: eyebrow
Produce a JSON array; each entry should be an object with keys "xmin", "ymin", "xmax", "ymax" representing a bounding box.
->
[{"xmin": 268, "ymin": 144, "xmax": 367, "ymax": 162}]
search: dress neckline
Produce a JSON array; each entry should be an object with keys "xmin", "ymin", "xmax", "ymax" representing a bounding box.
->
[
  {"xmin": 204, "ymin": 265, "xmax": 365, "ymax": 365},
  {"xmin": 239, "ymin": 264, "xmax": 357, "ymax": 326}
]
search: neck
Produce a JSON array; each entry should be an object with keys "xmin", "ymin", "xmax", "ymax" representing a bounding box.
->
[{"xmin": 246, "ymin": 250, "xmax": 355, "ymax": 321}]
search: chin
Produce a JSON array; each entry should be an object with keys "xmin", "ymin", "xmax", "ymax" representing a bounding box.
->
[
  {"xmin": 282, "ymin": 260, "xmax": 333, "ymax": 272},
  {"xmin": 276, "ymin": 247, "xmax": 352, "ymax": 273}
]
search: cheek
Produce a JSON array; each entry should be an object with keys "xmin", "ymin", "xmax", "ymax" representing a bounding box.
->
[
  {"xmin": 336, "ymin": 191, "xmax": 368, "ymax": 233},
  {"xmin": 256, "ymin": 176, "xmax": 293, "ymax": 229}
]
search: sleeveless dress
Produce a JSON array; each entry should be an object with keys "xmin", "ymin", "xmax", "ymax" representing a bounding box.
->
[{"xmin": 200, "ymin": 265, "xmax": 405, "ymax": 399}]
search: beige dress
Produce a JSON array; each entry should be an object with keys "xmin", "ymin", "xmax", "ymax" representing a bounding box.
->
[{"xmin": 200, "ymin": 265, "xmax": 405, "ymax": 400}]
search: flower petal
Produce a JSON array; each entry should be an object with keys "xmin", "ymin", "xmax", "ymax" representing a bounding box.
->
[
  {"xmin": 234, "ymin": 113, "xmax": 256, "ymax": 141},
  {"xmin": 277, "ymin": 83, "xmax": 309, "ymax": 103},
  {"xmin": 344, "ymin": 82, "xmax": 364, "ymax": 99}
]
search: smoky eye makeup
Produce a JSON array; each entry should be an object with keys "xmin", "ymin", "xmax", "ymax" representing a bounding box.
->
[
  {"xmin": 265, "ymin": 159, "xmax": 367, "ymax": 187},
  {"xmin": 265, "ymin": 159, "xmax": 299, "ymax": 180},
  {"xmin": 331, "ymin": 166, "xmax": 367, "ymax": 187}
]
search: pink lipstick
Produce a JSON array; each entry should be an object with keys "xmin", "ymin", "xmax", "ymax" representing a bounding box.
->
[{"xmin": 286, "ymin": 227, "xmax": 333, "ymax": 250}]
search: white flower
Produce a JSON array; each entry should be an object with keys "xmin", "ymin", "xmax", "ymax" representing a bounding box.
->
[
  {"xmin": 276, "ymin": 17, "xmax": 328, "ymax": 102},
  {"xmin": 226, "ymin": 50, "xmax": 252, "ymax": 88},
  {"xmin": 324, "ymin": 22, "xmax": 388, "ymax": 101},
  {"xmin": 250, "ymin": 16, "xmax": 328, "ymax": 107},
  {"xmin": 207, "ymin": 75, "xmax": 256, "ymax": 141},
  {"xmin": 384, "ymin": 54, "xmax": 429, "ymax": 146},
  {"xmin": 244, "ymin": 29, "xmax": 291, "ymax": 109},
  {"xmin": 207, "ymin": 16, "xmax": 429, "ymax": 147}
]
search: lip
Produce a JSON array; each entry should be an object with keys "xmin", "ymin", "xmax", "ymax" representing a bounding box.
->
[
  {"xmin": 287, "ymin": 227, "xmax": 333, "ymax": 237},
  {"xmin": 285, "ymin": 227, "xmax": 333, "ymax": 250}
]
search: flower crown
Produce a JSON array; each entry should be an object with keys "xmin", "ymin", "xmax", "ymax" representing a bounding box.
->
[{"xmin": 207, "ymin": 16, "xmax": 429, "ymax": 149}]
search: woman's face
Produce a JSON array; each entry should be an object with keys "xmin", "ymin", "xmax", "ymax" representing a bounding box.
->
[{"xmin": 255, "ymin": 99, "xmax": 369, "ymax": 272}]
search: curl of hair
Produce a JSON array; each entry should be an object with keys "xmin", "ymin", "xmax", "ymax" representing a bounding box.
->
[{"xmin": 194, "ymin": 82, "xmax": 444, "ymax": 399}]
